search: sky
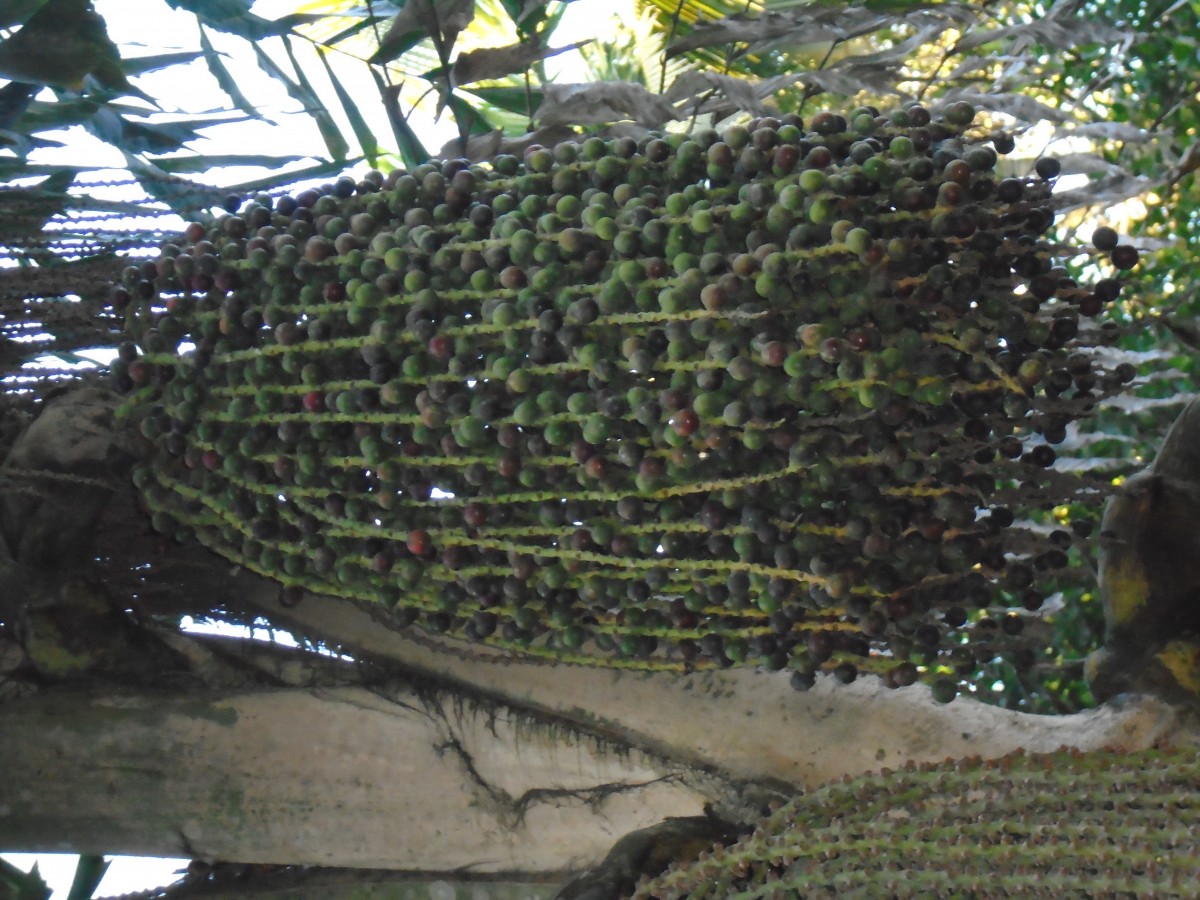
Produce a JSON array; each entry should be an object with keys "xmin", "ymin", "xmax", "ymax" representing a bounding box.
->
[{"xmin": 2, "ymin": 0, "xmax": 630, "ymax": 896}]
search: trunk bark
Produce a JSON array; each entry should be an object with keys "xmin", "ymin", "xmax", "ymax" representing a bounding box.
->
[
  {"xmin": 255, "ymin": 587, "xmax": 1191, "ymax": 789},
  {"xmin": 0, "ymin": 682, "xmax": 718, "ymax": 872},
  {"xmin": 1, "ymin": 618, "xmax": 1188, "ymax": 870}
]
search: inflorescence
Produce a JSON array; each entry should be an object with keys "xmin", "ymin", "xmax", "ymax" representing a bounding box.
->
[{"xmin": 115, "ymin": 102, "xmax": 1138, "ymax": 697}]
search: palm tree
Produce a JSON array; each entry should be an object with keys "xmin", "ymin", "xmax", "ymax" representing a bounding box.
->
[{"xmin": 3, "ymin": 0, "xmax": 1200, "ymax": 895}]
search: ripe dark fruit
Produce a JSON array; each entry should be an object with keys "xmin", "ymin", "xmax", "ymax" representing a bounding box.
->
[
  {"xmin": 1110, "ymin": 244, "xmax": 1139, "ymax": 270},
  {"xmin": 1091, "ymin": 226, "xmax": 1119, "ymax": 251},
  {"xmin": 1035, "ymin": 157, "xmax": 1061, "ymax": 180},
  {"xmin": 991, "ymin": 132, "xmax": 1016, "ymax": 154},
  {"xmin": 119, "ymin": 106, "xmax": 1135, "ymax": 693}
]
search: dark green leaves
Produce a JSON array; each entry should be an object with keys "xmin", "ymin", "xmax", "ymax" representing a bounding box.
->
[
  {"xmin": 371, "ymin": 0, "xmax": 475, "ymax": 65},
  {"xmin": 0, "ymin": 856, "xmax": 51, "ymax": 900},
  {"xmin": 0, "ymin": 0, "xmax": 50, "ymax": 29},
  {"xmin": 65, "ymin": 855, "xmax": 109, "ymax": 900},
  {"xmin": 165, "ymin": 0, "xmax": 321, "ymax": 40},
  {"xmin": 0, "ymin": 0, "xmax": 126, "ymax": 90}
]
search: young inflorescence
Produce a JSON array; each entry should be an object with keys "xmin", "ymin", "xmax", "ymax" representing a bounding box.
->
[{"xmin": 633, "ymin": 746, "xmax": 1200, "ymax": 898}]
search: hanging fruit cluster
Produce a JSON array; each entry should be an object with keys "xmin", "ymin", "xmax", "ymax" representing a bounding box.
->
[{"xmin": 115, "ymin": 102, "xmax": 1138, "ymax": 699}]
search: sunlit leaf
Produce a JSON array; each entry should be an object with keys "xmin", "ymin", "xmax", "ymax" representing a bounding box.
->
[
  {"xmin": 122, "ymin": 153, "xmax": 227, "ymax": 214},
  {"xmin": 165, "ymin": 0, "xmax": 323, "ymax": 40},
  {"xmin": 371, "ymin": 67, "xmax": 429, "ymax": 169},
  {"xmin": 254, "ymin": 40, "xmax": 349, "ymax": 161},
  {"xmin": 121, "ymin": 50, "xmax": 205, "ymax": 76},
  {"xmin": 147, "ymin": 152, "xmax": 312, "ymax": 174},
  {"xmin": 465, "ymin": 83, "xmax": 543, "ymax": 117},
  {"xmin": 197, "ymin": 25, "xmax": 263, "ymax": 120},
  {"xmin": 219, "ymin": 157, "xmax": 367, "ymax": 196},
  {"xmin": 315, "ymin": 46, "xmax": 381, "ymax": 166}
]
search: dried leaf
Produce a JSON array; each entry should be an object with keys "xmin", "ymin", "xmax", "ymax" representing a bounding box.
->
[
  {"xmin": 946, "ymin": 55, "xmax": 1014, "ymax": 81},
  {"xmin": 1053, "ymin": 171, "xmax": 1155, "ymax": 212},
  {"xmin": 789, "ymin": 66, "xmax": 899, "ymax": 98},
  {"xmin": 663, "ymin": 70, "xmax": 711, "ymax": 105},
  {"xmin": 835, "ymin": 24, "xmax": 947, "ymax": 67},
  {"xmin": 1168, "ymin": 141, "xmax": 1200, "ymax": 183},
  {"xmin": 665, "ymin": 11, "xmax": 803, "ymax": 55},
  {"xmin": 450, "ymin": 38, "xmax": 591, "ymax": 88},
  {"xmin": 437, "ymin": 127, "xmax": 501, "ymax": 163},
  {"xmin": 536, "ymin": 82, "xmax": 680, "ymax": 127},
  {"xmin": 698, "ymin": 72, "xmax": 767, "ymax": 116},
  {"xmin": 955, "ymin": 0, "xmax": 1123, "ymax": 53},
  {"xmin": 1067, "ymin": 121, "xmax": 1155, "ymax": 143},
  {"xmin": 435, "ymin": 124, "xmax": 577, "ymax": 163},
  {"xmin": 601, "ymin": 122, "xmax": 653, "ymax": 141},
  {"xmin": 948, "ymin": 91, "xmax": 1072, "ymax": 125},
  {"xmin": 667, "ymin": 4, "xmax": 976, "ymax": 57},
  {"xmin": 1051, "ymin": 152, "xmax": 1128, "ymax": 177}
]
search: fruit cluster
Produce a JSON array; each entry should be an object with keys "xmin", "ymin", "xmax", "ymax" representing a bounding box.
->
[
  {"xmin": 633, "ymin": 747, "xmax": 1200, "ymax": 897},
  {"xmin": 116, "ymin": 103, "xmax": 1137, "ymax": 697}
]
